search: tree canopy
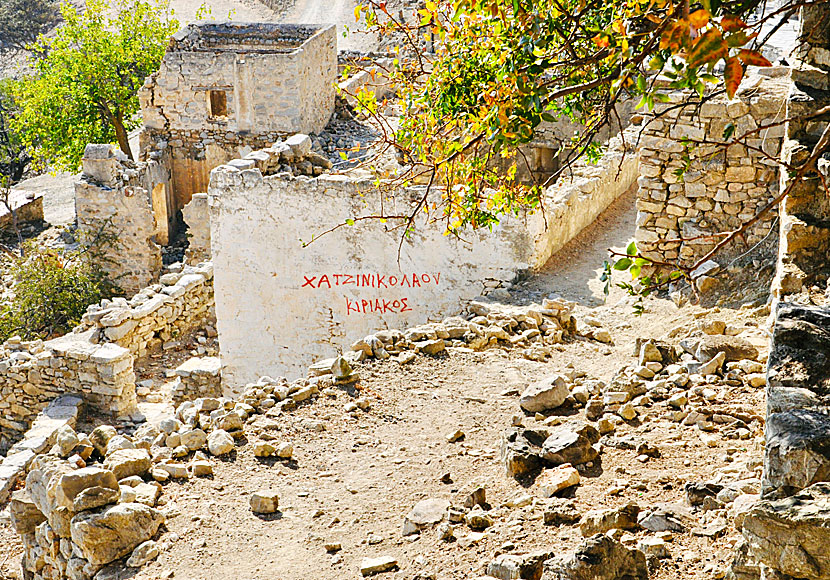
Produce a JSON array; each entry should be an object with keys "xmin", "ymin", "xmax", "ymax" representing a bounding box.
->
[
  {"xmin": 12, "ymin": 0, "xmax": 178, "ymax": 169},
  {"xmin": 353, "ymin": 0, "xmax": 781, "ymax": 232}
]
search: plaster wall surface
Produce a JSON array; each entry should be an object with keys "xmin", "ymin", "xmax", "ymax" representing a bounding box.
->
[{"xmin": 208, "ymin": 168, "xmax": 534, "ymax": 385}]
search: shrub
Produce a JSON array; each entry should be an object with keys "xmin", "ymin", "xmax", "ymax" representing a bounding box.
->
[{"xmin": 0, "ymin": 243, "xmax": 119, "ymax": 340}]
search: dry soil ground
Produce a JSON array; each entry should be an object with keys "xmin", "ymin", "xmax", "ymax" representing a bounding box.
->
[{"xmin": 0, "ymin": 190, "xmax": 770, "ymax": 580}]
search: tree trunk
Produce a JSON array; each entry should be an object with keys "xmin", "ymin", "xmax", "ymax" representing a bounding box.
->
[{"xmin": 112, "ymin": 110, "xmax": 133, "ymax": 161}]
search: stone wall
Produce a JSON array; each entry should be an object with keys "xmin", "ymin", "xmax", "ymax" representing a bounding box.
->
[
  {"xmin": 75, "ymin": 144, "xmax": 171, "ymax": 295},
  {"xmin": 172, "ymin": 356, "xmax": 222, "ymax": 404},
  {"xmin": 0, "ymin": 335, "xmax": 135, "ymax": 454},
  {"xmin": 0, "ymin": 190, "xmax": 43, "ymax": 230},
  {"xmin": 0, "ymin": 263, "xmax": 215, "ymax": 455},
  {"xmin": 0, "ymin": 395, "xmax": 82, "ymax": 503},
  {"xmin": 207, "ymin": 123, "xmax": 638, "ymax": 384},
  {"xmin": 636, "ymin": 71, "xmax": 790, "ymax": 269},
  {"xmin": 139, "ymin": 22, "xmax": 337, "ymax": 208},
  {"xmin": 75, "ymin": 262, "xmax": 215, "ymax": 359}
]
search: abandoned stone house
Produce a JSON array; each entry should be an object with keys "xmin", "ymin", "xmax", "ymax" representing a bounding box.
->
[{"xmin": 1, "ymin": 7, "xmax": 830, "ymax": 580}]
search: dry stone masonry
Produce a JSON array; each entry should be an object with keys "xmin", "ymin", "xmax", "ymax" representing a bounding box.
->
[
  {"xmin": 75, "ymin": 262, "xmax": 214, "ymax": 359},
  {"xmin": 75, "ymin": 144, "xmax": 171, "ymax": 295},
  {"xmin": 0, "ymin": 336, "xmax": 134, "ymax": 454},
  {"xmin": 636, "ymin": 71, "xmax": 789, "ymax": 270}
]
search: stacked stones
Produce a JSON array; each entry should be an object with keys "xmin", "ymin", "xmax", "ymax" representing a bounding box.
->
[
  {"xmin": 0, "ymin": 395, "xmax": 82, "ymax": 503},
  {"xmin": 635, "ymin": 71, "xmax": 790, "ymax": 269},
  {"xmin": 76, "ymin": 262, "xmax": 214, "ymax": 359},
  {"xmin": 6, "ymin": 353, "xmax": 353, "ymax": 580},
  {"xmin": 181, "ymin": 193, "xmax": 210, "ymax": 264},
  {"xmin": 0, "ymin": 336, "xmax": 134, "ymax": 454},
  {"xmin": 348, "ymin": 298, "xmax": 576, "ymax": 364},
  {"xmin": 224, "ymin": 134, "xmax": 334, "ymax": 178},
  {"xmin": 171, "ymin": 356, "xmax": 222, "ymax": 405},
  {"xmin": 10, "ymin": 422, "xmax": 167, "ymax": 580}
]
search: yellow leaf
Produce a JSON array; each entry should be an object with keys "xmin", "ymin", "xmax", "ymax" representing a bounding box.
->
[{"xmin": 689, "ymin": 9, "xmax": 709, "ymax": 29}]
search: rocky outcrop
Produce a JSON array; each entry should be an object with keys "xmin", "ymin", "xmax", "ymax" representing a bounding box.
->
[
  {"xmin": 743, "ymin": 483, "xmax": 830, "ymax": 580},
  {"xmin": 541, "ymin": 534, "xmax": 648, "ymax": 580},
  {"xmin": 764, "ymin": 304, "xmax": 830, "ymax": 497}
]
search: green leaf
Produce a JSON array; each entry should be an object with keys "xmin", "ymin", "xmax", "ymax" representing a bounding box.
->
[
  {"xmin": 345, "ymin": 218, "xmax": 355, "ymax": 225},
  {"xmin": 613, "ymin": 257, "xmax": 632, "ymax": 270},
  {"xmin": 626, "ymin": 241, "xmax": 637, "ymax": 256},
  {"xmin": 722, "ymin": 122, "xmax": 735, "ymax": 140}
]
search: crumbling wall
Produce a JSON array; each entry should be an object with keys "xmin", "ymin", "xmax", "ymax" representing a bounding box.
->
[
  {"xmin": 0, "ymin": 395, "xmax": 82, "ymax": 503},
  {"xmin": 75, "ymin": 263, "xmax": 215, "ymax": 359},
  {"xmin": 0, "ymin": 190, "xmax": 43, "ymax": 230},
  {"xmin": 0, "ymin": 263, "xmax": 215, "ymax": 455},
  {"xmin": 75, "ymin": 144, "xmax": 170, "ymax": 295},
  {"xmin": 0, "ymin": 335, "xmax": 135, "ymax": 454},
  {"xmin": 636, "ymin": 72, "xmax": 789, "ymax": 268},
  {"xmin": 771, "ymin": 5, "xmax": 830, "ymax": 301},
  {"xmin": 139, "ymin": 22, "xmax": 337, "ymax": 207}
]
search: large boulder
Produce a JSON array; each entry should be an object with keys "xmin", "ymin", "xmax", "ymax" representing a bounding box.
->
[
  {"xmin": 70, "ymin": 502, "xmax": 165, "ymax": 566},
  {"xmin": 541, "ymin": 423, "xmax": 600, "ymax": 467},
  {"xmin": 541, "ymin": 534, "xmax": 648, "ymax": 580},
  {"xmin": 520, "ymin": 375, "xmax": 569, "ymax": 413},
  {"xmin": 742, "ymin": 482, "xmax": 830, "ymax": 580}
]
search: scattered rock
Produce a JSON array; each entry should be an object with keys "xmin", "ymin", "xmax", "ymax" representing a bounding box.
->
[
  {"xmin": 402, "ymin": 498, "xmax": 450, "ymax": 536},
  {"xmin": 207, "ymin": 429, "xmax": 235, "ymax": 456},
  {"xmin": 360, "ymin": 555, "xmax": 398, "ymax": 576},
  {"xmin": 250, "ymin": 491, "xmax": 280, "ymax": 514},
  {"xmin": 520, "ymin": 375, "xmax": 569, "ymax": 413}
]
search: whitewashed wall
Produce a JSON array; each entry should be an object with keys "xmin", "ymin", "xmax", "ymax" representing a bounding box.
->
[{"xmin": 207, "ymin": 169, "xmax": 534, "ymax": 384}]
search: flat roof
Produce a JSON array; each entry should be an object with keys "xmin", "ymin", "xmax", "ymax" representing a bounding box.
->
[{"xmin": 170, "ymin": 22, "xmax": 331, "ymax": 54}]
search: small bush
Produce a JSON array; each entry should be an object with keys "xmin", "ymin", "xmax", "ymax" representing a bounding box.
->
[{"xmin": 0, "ymin": 244, "xmax": 119, "ymax": 340}]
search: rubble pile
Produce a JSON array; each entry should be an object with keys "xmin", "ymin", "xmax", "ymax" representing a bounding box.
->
[{"xmin": 350, "ymin": 298, "xmax": 579, "ymax": 365}]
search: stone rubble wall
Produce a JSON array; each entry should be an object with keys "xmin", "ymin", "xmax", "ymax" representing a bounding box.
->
[
  {"xmin": 75, "ymin": 262, "xmax": 215, "ymax": 359},
  {"xmin": 729, "ymin": 12, "xmax": 830, "ymax": 580},
  {"xmin": 172, "ymin": 356, "xmax": 222, "ymax": 404},
  {"xmin": 0, "ymin": 190, "xmax": 44, "ymax": 230},
  {"xmin": 138, "ymin": 22, "xmax": 336, "ymax": 207},
  {"xmin": 0, "ymin": 264, "xmax": 215, "ymax": 456},
  {"xmin": 75, "ymin": 144, "xmax": 171, "ymax": 296},
  {"xmin": 636, "ymin": 71, "xmax": 790, "ymax": 269},
  {"xmin": 0, "ymin": 335, "xmax": 134, "ymax": 455},
  {"xmin": 0, "ymin": 395, "xmax": 82, "ymax": 503}
]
